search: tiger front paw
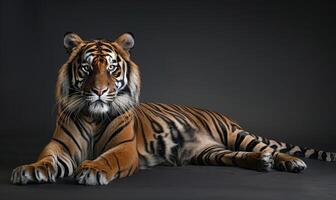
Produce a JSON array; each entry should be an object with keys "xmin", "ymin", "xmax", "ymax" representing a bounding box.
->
[
  {"xmin": 11, "ymin": 160, "xmax": 57, "ymax": 184},
  {"xmin": 75, "ymin": 160, "xmax": 112, "ymax": 185}
]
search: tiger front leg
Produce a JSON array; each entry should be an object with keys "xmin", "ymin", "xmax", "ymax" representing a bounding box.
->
[
  {"xmin": 11, "ymin": 140, "xmax": 76, "ymax": 184},
  {"xmin": 75, "ymin": 142, "xmax": 139, "ymax": 185},
  {"xmin": 11, "ymin": 118, "xmax": 87, "ymax": 184}
]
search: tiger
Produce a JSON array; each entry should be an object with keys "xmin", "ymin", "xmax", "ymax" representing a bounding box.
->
[{"xmin": 11, "ymin": 32, "xmax": 336, "ymax": 185}]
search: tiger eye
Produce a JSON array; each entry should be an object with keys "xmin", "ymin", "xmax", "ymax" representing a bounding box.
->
[
  {"xmin": 107, "ymin": 65, "xmax": 114, "ymax": 71},
  {"xmin": 81, "ymin": 65, "xmax": 90, "ymax": 73}
]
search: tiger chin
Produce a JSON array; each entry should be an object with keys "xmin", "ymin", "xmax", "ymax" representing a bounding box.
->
[{"xmin": 11, "ymin": 32, "xmax": 335, "ymax": 186}]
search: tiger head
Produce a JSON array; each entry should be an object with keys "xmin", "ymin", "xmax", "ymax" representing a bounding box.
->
[{"xmin": 56, "ymin": 33, "xmax": 140, "ymax": 118}]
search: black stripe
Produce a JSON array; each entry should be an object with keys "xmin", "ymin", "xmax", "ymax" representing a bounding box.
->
[
  {"xmin": 101, "ymin": 121, "xmax": 130, "ymax": 151},
  {"xmin": 261, "ymin": 137, "xmax": 270, "ymax": 145},
  {"xmin": 309, "ymin": 150, "xmax": 318, "ymax": 159},
  {"xmin": 231, "ymin": 152, "xmax": 239, "ymax": 166},
  {"xmin": 138, "ymin": 153, "xmax": 149, "ymax": 167},
  {"xmin": 210, "ymin": 112, "xmax": 227, "ymax": 146},
  {"xmin": 173, "ymin": 105, "xmax": 201, "ymax": 129},
  {"xmin": 191, "ymin": 108, "xmax": 214, "ymax": 138},
  {"xmin": 96, "ymin": 171, "xmax": 102, "ymax": 185},
  {"xmin": 57, "ymin": 157, "xmax": 69, "ymax": 177},
  {"xmin": 51, "ymin": 138, "xmax": 72, "ymax": 155},
  {"xmin": 146, "ymin": 104, "xmax": 185, "ymax": 145},
  {"xmin": 193, "ymin": 145, "xmax": 223, "ymax": 165},
  {"xmin": 112, "ymin": 153, "xmax": 121, "ymax": 179},
  {"xmin": 214, "ymin": 151, "xmax": 223, "ymax": 165},
  {"xmin": 259, "ymin": 145, "xmax": 268, "ymax": 152},
  {"xmin": 137, "ymin": 116, "xmax": 150, "ymax": 153},
  {"xmin": 205, "ymin": 111, "xmax": 223, "ymax": 141},
  {"xmin": 93, "ymin": 119, "xmax": 112, "ymax": 156},
  {"xmin": 113, "ymin": 133, "xmax": 135, "ymax": 147},
  {"xmin": 94, "ymin": 119, "xmax": 111, "ymax": 142},
  {"xmin": 187, "ymin": 107, "xmax": 215, "ymax": 139},
  {"xmin": 149, "ymin": 141, "xmax": 155, "ymax": 154},
  {"xmin": 279, "ymin": 148, "xmax": 288, "ymax": 153},
  {"xmin": 73, "ymin": 120, "xmax": 91, "ymax": 145},
  {"xmin": 101, "ymin": 156, "xmax": 113, "ymax": 169},
  {"xmin": 213, "ymin": 113, "xmax": 229, "ymax": 147},
  {"xmin": 156, "ymin": 135, "xmax": 166, "ymax": 157},
  {"xmin": 56, "ymin": 162, "xmax": 62, "ymax": 178},
  {"xmin": 204, "ymin": 148, "xmax": 223, "ymax": 164},
  {"xmin": 245, "ymin": 140, "xmax": 260, "ymax": 152},
  {"xmin": 159, "ymin": 104, "xmax": 195, "ymax": 134},
  {"xmin": 150, "ymin": 118, "xmax": 164, "ymax": 133},
  {"xmin": 293, "ymin": 149, "xmax": 304, "ymax": 157},
  {"xmin": 273, "ymin": 140, "xmax": 282, "ymax": 146},
  {"xmin": 60, "ymin": 125, "xmax": 82, "ymax": 152},
  {"xmin": 322, "ymin": 152, "xmax": 327, "ymax": 160},
  {"xmin": 271, "ymin": 150, "xmax": 277, "ymax": 156},
  {"xmin": 234, "ymin": 131, "xmax": 248, "ymax": 151},
  {"xmin": 126, "ymin": 166, "xmax": 133, "ymax": 177}
]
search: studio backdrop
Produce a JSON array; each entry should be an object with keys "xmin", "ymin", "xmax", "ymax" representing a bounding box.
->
[{"xmin": 0, "ymin": 0, "xmax": 335, "ymax": 168}]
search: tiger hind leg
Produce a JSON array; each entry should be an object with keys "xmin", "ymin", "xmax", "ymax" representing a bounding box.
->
[
  {"xmin": 230, "ymin": 130, "xmax": 307, "ymax": 173},
  {"xmin": 190, "ymin": 145, "xmax": 274, "ymax": 171}
]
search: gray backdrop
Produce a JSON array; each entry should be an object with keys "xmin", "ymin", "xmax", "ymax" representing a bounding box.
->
[{"xmin": 1, "ymin": 0, "xmax": 335, "ymax": 168}]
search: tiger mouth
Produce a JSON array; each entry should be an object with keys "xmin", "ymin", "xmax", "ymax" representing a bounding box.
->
[
  {"xmin": 91, "ymin": 99, "xmax": 107, "ymax": 106},
  {"xmin": 87, "ymin": 95, "xmax": 115, "ymax": 104},
  {"xmin": 88, "ymin": 100, "xmax": 110, "ymax": 114},
  {"xmin": 93, "ymin": 99, "xmax": 106, "ymax": 104}
]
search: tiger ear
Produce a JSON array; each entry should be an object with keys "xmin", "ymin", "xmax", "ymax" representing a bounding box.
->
[
  {"xmin": 64, "ymin": 32, "xmax": 83, "ymax": 53},
  {"xmin": 115, "ymin": 32, "xmax": 135, "ymax": 52}
]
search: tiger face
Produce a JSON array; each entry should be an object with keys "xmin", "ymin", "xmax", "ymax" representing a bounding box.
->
[{"xmin": 56, "ymin": 33, "xmax": 140, "ymax": 118}]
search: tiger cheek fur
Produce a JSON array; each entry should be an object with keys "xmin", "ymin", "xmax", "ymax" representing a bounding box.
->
[{"xmin": 10, "ymin": 33, "xmax": 335, "ymax": 185}]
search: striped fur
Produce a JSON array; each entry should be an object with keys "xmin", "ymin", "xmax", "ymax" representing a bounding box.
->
[{"xmin": 11, "ymin": 33, "xmax": 335, "ymax": 185}]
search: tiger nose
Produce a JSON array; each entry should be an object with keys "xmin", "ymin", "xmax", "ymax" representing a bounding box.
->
[{"xmin": 92, "ymin": 87, "xmax": 108, "ymax": 96}]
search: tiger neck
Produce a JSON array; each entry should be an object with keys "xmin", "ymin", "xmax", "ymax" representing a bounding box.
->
[
  {"xmin": 58, "ymin": 110, "xmax": 134, "ymax": 140},
  {"xmin": 57, "ymin": 102, "xmax": 136, "ymax": 136},
  {"xmin": 74, "ymin": 108, "xmax": 135, "ymax": 133}
]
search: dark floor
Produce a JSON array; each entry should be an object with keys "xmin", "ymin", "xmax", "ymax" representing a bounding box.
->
[{"xmin": 0, "ymin": 159, "xmax": 335, "ymax": 200}]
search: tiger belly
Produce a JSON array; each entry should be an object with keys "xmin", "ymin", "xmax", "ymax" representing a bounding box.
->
[
  {"xmin": 134, "ymin": 103, "xmax": 225, "ymax": 168},
  {"xmin": 137, "ymin": 130, "xmax": 220, "ymax": 169}
]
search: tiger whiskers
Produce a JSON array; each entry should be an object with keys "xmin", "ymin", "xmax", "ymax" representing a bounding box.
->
[
  {"xmin": 56, "ymin": 88, "xmax": 137, "ymax": 124},
  {"xmin": 57, "ymin": 95, "xmax": 86, "ymax": 125},
  {"xmin": 110, "ymin": 94, "xmax": 136, "ymax": 121}
]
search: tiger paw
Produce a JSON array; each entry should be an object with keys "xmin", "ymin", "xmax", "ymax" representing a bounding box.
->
[
  {"xmin": 75, "ymin": 160, "xmax": 111, "ymax": 185},
  {"xmin": 274, "ymin": 153, "xmax": 307, "ymax": 173},
  {"xmin": 11, "ymin": 161, "xmax": 57, "ymax": 184}
]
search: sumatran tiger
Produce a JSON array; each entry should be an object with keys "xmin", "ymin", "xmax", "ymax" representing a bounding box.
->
[{"xmin": 11, "ymin": 33, "xmax": 336, "ymax": 185}]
